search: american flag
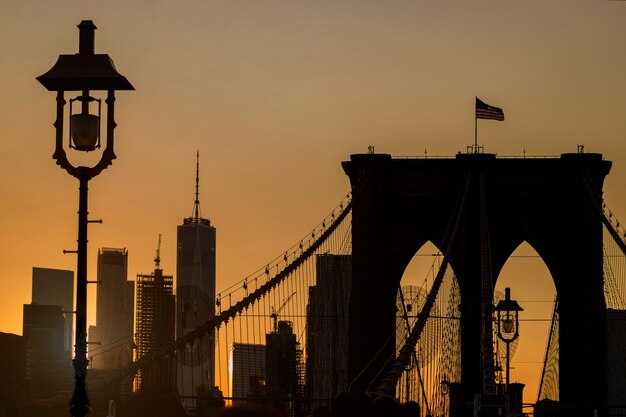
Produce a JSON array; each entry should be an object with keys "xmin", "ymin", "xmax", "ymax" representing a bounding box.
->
[{"xmin": 476, "ymin": 97, "xmax": 505, "ymax": 121}]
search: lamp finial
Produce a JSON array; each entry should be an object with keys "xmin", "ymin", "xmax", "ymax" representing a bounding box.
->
[{"xmin": 78, "ymin": 20, "xmax": 97, "ymax": 55}]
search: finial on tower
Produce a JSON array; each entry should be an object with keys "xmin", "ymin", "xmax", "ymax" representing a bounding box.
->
[
  {"xmin": 194, "ymin": 151, "xmax": 200, "ymax": 222},
  {"xmin": 154, "ymin": 234, "xmax": 162, "ymax": 270},
  {"xmin": 183, "ymin": 151, "xmax": 210, "ymax": 226}
]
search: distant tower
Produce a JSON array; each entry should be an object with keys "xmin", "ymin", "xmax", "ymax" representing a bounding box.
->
[
  {"xmin": 266, "ymin": 321, "xmax": 304, "ymax": 417},
  {"xmin": 22, "ymin": 303, "xmax": 71, "ymax": 400},
  {"xmin": 31, "ymin": 267, "xmax": 74, "ymax": 355},
  {"xmin": 177, "ymin": 152, "xmax": 217, "ymax": 409},
  {"xmin": 306, "ymin": 254, "xmax": 351, "ymax": 407},
  {"xmin": 135, "ymin": 235, "xmax": 176, "ymax": 393},
  {"xmin": 90, "ymin": 248, "xmax": 134, "ymax": 371},
  {"xmin": 229, "ymin": 343, "xmax": 266, "ymax": 406}
]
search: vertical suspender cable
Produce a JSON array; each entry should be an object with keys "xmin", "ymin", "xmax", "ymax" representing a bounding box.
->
[
  {"xmin": 223, "ymin": 324, "xmax": 227, "ymax": 399},
  {"xmin": 478, "ymin": 173, "xmax": 496, "ymax": 395}
]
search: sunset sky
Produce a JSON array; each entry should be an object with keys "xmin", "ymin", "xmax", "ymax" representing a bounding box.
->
[{"xmin": 1, "ymin": 0, "xmax": 626, "ymax": 403}]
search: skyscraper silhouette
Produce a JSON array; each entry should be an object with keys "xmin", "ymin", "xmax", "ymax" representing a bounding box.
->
[
  {"xmin": 135, "ymin": 239, "xmax": 175, "ymax": 394},
  {"xmin": 90, "ymin": 248, "xmax": 134, "ymax": 371},
  {"xmin": 22, "ymin": 303, "xmax": 72, "ymax": 400},
  {"xmin": 266, "ymin": 321, "xmax": 304, "ymax": 417},
  {"xmin": 306, "ymin": 254, "xmax": 351, "ymax": 408},
  {"xmin": 176, "ymin": 153, "xmax": 216, "ymax": 410},
  {"xmin": 229, "ymin": 343, "xmax": 266, "ymax": 406},
  {"xmin": 31, "ymin": 267, "xmax": 74, "ymax": 355}
]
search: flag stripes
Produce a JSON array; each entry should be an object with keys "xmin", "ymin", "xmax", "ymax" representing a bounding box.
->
[{"xmin": 476, "ymin": 97, "xmax": 504, "ymax": 121}]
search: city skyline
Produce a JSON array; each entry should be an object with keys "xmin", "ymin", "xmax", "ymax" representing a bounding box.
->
[{"xmin": 2, "ymin": 1, "xmax": 626, "ymax": 410}]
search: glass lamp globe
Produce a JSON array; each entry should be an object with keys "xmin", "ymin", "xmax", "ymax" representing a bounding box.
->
[
  {"xmin": 502, "ymin": 317, "xmax": 515, "ymax": 334},
  {"xmin": 70, "ymin": 113, "xmax": 100, "ymax": 151}
]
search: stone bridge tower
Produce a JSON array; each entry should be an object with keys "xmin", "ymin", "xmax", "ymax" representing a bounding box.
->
[{"xmin": 343, "ymin": 152, "xmax": 611, "ymax": 416}]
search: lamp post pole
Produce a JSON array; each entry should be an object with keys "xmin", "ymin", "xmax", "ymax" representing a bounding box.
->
[
  {"xmin": 494, "ymin": 288, "xmax": 523, "ymax": 417},
  {"xmin": 71, "ymin": 172, "xmax": 90, "ymax": 417},
  {"xmin": 505, "ymin": 328, "xmax": 511, "ymax": 395}
]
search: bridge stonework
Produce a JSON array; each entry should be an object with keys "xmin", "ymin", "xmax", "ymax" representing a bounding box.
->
[{"xmin": 342, "ymin": 152, "xmax": 611, "ymax": 416}]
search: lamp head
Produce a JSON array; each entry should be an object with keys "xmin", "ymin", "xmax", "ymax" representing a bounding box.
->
[
  {"xmin": 37, "ymin": 20, "xmax": 134, "ymax": 177},
  {"xmin": 37, "ymin": 21, "xmax": 132, "ymax": 153},
  {"xmin": 494, "ymin": 287, "xmax": 523, "ymax": 342}
]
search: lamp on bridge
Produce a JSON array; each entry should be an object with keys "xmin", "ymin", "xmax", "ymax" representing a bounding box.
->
[
  {"xmin": 37, "ymin": 20, "xmax": 133, "ymax": 417},
  {"xmin": 494, "ymin": 288, "xmax": 523, "ymax": 401}
]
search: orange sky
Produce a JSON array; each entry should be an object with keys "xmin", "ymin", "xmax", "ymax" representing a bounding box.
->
[{"xmin": 1, "ymin": 0, "xmax": 626, "ymax": 405}]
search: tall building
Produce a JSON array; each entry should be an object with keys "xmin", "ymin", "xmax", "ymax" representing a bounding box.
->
[
  {"xmin": 229, "ymin": 343, "xmax": 266, "ymax": 406},
  {"xmin": 306, "ymin": 254, "xmax": 351, "ymax": 407},
  {"xmin": 90, "ymin": 248, "xmax": 134, "ymax": 370},
  {"xmin": 135, "ymin": 241, "xmax": 176, "ymax": 394},
  {"xmin": 23, "ymin": 304, "xmax": 65, "ymax": 354},
  {"xmin": 177, "ymin": 153, "xmax": 217, "ymax": 409},
  {"xmin": 0, "ymin": 332, "xmax": 28, "ymax": 409},
  {"xmin": 22, "ymin": 304, "xmax": 73, "ymax": 400},
  {"xmin": 31, "ymin": 267, "xmax": 74, "ymax": 354},
  {"xmin": 266, "ymin": 321, "xmax": 304, "ymax": 417}
]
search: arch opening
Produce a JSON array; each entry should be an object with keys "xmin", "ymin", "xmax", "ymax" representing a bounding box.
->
[
  {"xmin": 494, "ymin": 241, "xmax": 556, "ymax": 407},
  {"xmin": 396, "ymin": 241, "xmax": 461, "ymax": 415}
]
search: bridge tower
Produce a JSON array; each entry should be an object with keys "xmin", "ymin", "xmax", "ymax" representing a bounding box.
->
[{"xmin": 343, "ymin": 152, "xmax": 611, "ymax": 416}]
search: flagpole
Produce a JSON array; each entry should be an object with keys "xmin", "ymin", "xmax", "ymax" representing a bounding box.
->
[
  {"xmin": 474, "ymin": 110, "xmax": 478, "ymax": 154},
  {"xmin": 475, "ymin": 97, "xmax": 504, "ymax": 154}
]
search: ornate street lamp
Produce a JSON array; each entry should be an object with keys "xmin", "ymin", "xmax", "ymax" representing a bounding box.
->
[
  {"xmin": 493, "ymin": 288, "xmax": 523, "ymax": 404},
  {"xmin": 37, "ymin": 21, "xmax": 133, "ymax": 417}
]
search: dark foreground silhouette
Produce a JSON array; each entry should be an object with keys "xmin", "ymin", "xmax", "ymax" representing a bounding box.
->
[
  {"xmin": 217, "ymin": 405, "xmax": 285, "ymax": 417},
  {"xmin": 12, "ymin": 391, "xmax": 421, "ymax": 417},
  {"xmin": 217, "ymin": 393, "xmax": 420, "ymax": 417}
]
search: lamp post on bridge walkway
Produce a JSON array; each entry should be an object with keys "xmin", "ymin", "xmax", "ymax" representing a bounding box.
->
[
  {"xmin": 37, "ymin": 20, "xmax": 134, "ymax": 417},
  {"xmin": 494, "ymin": 287, "xmax": 523, "ymax": 416}
]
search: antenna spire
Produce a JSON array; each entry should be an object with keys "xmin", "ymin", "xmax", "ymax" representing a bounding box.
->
[
  {"xmin": 194, "ymin": 151, "xmax": 200, "ymax": 222},
  {"xmin": 154, "ymin": 234, "xmax": 162, "ymax": 269},
  {"xmin": 184, "ymin": 151, "xmax": 209, "ymax": 226}
]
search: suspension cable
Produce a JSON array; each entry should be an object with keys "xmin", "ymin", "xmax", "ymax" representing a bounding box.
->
[
  {"xmin": 537, "ymin": 295, "xmax": 559, "ymax": 402},
  {"xmin": 86, "ymin": 197, "xmax": 353, "ymax": 393},
  {"xmin": 397, "ymin": 285, "xmax": 432, "ymax": 415}
]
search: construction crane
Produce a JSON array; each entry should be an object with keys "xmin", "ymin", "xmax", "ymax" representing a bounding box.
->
[
  {"xmin": 271, "ymin": 291, "xmax": 296, "ymax": 333},
  {"xmin": 154, "ymin": 234, "xmax": 161, "ymax": 269}
]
